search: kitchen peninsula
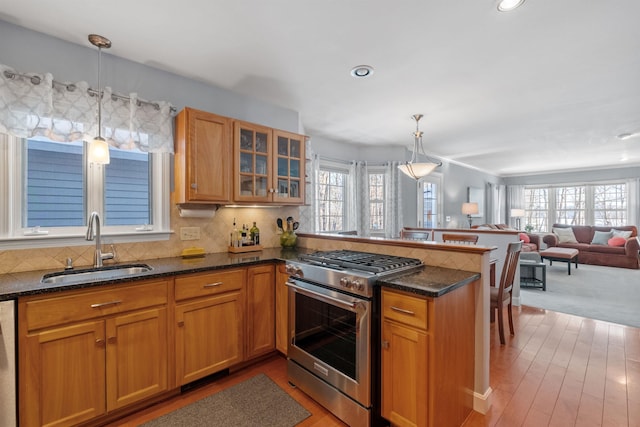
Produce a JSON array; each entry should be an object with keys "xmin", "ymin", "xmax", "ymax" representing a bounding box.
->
[{"xmin": 0, "ymin": 236, "xmax": 494, "ymax": 427}]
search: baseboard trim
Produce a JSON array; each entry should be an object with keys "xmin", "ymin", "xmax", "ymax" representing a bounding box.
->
[{"xmin": 473, "ymin": 386, "xmax": 493, "ymax": 414}]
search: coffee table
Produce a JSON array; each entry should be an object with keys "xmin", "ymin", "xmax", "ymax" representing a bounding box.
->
[{"xmin": 539, "ymin": 247, "xmax": 579, "ymax": 275}]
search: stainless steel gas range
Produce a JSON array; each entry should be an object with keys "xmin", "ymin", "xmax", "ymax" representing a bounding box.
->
[{"xmin": 285, "ymin": 250, "xmax": 423, "ymax": 427}]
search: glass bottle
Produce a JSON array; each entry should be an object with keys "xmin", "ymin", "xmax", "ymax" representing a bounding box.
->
[{"xmin": 250, "ymin": 221, "xmax": 260, "ymax": 245}]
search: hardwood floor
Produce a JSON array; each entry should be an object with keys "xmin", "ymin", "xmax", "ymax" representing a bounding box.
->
[{"xmin": 108, "ymin": 305, "xmax": 639, "ymax": 427}]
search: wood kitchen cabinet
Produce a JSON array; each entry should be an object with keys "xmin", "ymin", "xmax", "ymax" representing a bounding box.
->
[
  {"xmin": 246, "ymin": 264, "xmax": 276, "ymax": 359},
  {"xmin": 233, "ymin": 121, "xmax": 306, "ymax": 204},
  {"xmin": 275, "ymin": 263, "xmax": 289, "ymax": 355},
  {"xmin": 174, "ymin": 269, "xmax": 246, "ymax": 385},
  {"xmin": 381, "ymin": 284, "xmax": 476, "ymax": 427},
  {"xmin": 19, "ymin": 279, "xmax": 169, "ymax": 427},
  {"xmin": 174, "ymin": 107, "xmax": 232, "ymax": 204}
]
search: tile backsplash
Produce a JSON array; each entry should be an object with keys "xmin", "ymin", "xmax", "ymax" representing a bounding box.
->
[{"xmin": 0, "ymin": 205, "xmax": 301, "ymax": 274}]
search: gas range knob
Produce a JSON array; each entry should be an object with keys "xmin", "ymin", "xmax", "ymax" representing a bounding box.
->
[
  {"xmin": 285, "ymin": 264, "xmax": 303, "ymax": 277},
  {"xmin": 339, "ymin": 277, "xmax": 351, "ymax": 288},
  {"xmin": 353, "ymin": 280, "xmax": 363, "ymax": 291}
]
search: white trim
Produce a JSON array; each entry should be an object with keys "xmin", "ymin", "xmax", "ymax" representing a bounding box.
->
[
  {"xmin": 0, "ymin": 230, "xmax": 172, "ymax": 250},
  {"xmin": 473, "ymin": 386, "xmax": 493, "ymax": 414}
]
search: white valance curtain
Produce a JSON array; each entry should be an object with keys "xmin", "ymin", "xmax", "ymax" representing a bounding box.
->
[
  {"xmin": 0, "ymin": 64, "xmax": 174, "ymax": 153},
  {"xmin": 506, "ymin": 184, "xmax": 525, "ymax": 227}
]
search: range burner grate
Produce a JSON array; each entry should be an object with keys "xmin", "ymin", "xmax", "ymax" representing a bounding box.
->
[{"xmin": 299, "ymin": 249, "xmax": 422, "ymax": 274}]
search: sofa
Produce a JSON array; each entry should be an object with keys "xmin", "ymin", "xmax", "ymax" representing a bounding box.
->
[
  {"xmin": 543, "ymin": 224, "xmax": 639, "ymax": 269},
  {"xmin": 471, "ymin": 224, "xmax": 540, "ymax": 252}
]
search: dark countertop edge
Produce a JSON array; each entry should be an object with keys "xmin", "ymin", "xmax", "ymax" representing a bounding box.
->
[
  {"xmin": 377, "ymin": 266, "xmax": 481, "ymax": 298},
  {"xmin": 0, "ymin": 247, "xmax": 481, "ymax": 301}
]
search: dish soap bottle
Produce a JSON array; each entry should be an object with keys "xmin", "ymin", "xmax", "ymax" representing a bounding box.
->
[{"xmin": 250, "ymin": 222, "xmax": 260, "ymax": 245}]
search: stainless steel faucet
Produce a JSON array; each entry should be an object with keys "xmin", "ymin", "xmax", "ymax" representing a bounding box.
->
[{"xmin": 86, "ymin": 211, "xmax": 114, "ymax": 268}]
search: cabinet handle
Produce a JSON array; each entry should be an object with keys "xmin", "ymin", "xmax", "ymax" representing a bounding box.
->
[
  {"xmin": 191, "ymin": 183, "xmax": 197, "ymax": 189},
  {"xmin": 177, "ymin": 321, "xmax": 185, "ymax": 327},
  {"xmin": 90, "ymin": 300, "xmax": 122, "ymax": 309},
  {"xmin": 95, "ymin": 338, "xmax": 105, "ymax": 346},
  {"xmin": 390, "ymin": 306, "xmax": 415, "ymax": 316},
  {"xmin": 382, "ymin": 340, "xmax": 390, "ymax": 349},
  {"xmin": 107, "ymin": 336, "xmax": 117, "ymax": 344},
  {"xmin": 204, "ymin": 282, "xmax": 223, "ymax": 288}
]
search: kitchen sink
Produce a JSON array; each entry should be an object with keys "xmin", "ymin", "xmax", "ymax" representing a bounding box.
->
[{"xmin": 41, "ymin": 264, "xmax": 153, "ymax": 284}]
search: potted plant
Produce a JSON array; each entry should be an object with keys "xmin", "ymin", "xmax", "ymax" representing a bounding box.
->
[{"xmin": 524, "ymin": 224, "xmax": 534, "ymax": 233}]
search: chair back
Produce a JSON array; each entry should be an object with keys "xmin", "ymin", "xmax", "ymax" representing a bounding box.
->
[
  {"xmin": 498, "ymin": 241, "xmax": 522, "ymax": 302},
  {"xmin": 442, "ymin": 233, "xmax": 479, "ymax": 244},
  {"xmin": 400, "ymin": 228, "xmax": 431, "ymax": 241}
]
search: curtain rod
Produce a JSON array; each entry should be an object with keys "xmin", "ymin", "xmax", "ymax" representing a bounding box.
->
[
  {"xmin": 317, "ymin": 155, "xmax": 388, "ymax": 167},
  {"xmin": 3, "ymin": 69, "xmax": 177, "ymax": 114}
]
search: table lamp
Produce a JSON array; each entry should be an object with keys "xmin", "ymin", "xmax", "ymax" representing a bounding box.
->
[{"xmin": 462, "ymin": 202, "xmax": 479, "ymax": 228}]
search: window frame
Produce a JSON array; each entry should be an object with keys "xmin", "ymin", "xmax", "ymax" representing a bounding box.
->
[
  {"xmin": 417, "ymin": 172, "xmax": 443, "ymax": 228},
  {"xmin": 0, "ymin": 134, "xmax": 171, "ymax": 249}
]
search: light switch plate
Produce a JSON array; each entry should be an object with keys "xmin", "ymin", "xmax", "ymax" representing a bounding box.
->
[
  {"xmin": 180, "ymin": 227, "xmax": 201, "ymax": 240},
  {"xmin": 446, "ymin": 216, "xmax": 451, "ymax": 222}
]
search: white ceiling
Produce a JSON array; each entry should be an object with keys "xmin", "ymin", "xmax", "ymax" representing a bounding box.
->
[{"xmin": 2, "ymin": 0, "xmax": 640, "ymax": 176}]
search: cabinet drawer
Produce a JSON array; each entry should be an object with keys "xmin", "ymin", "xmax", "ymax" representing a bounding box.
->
[
  {"xmin": 24, "ymin": 280, "xmax": 168, "ymax": 331},
  {"xmin": 175, "ymin": 269, "xmax": 245, "ymax": 301},
  {"xmin": 382, "ymin": 289, "xmax": 428, "ymax": 331}
]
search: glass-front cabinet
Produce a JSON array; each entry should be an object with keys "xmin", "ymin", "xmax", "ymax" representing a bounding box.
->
[{"xmin": 233, "ymin": 121, "xmax": 305, "ymax": 204}]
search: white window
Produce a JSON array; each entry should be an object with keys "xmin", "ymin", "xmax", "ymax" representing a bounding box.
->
[
  {"xmin": 523, "ymin": 182, "xmax": 628, "ymax": 231},
  {"xmin": 368, "ymin": 171, "xmax": 385, "ymax": 234},
  {"xmin": 316, "ymin": 163, "xmax": 349, "ymax": 233},
  {"xmin": 0, "ymin": 134, "xmax": 171, "ymax": 249}
]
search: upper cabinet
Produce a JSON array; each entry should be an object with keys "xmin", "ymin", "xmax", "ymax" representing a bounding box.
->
[
  {"xmin": 233, "ymin": 121, "xmax": 306, "ymax": 205},
  {"xmin": 174, "ymin": 107, "xmax": 232, "ymax": 204},
  {"xmin": 174, "ymin": 108, "xmax": 306, "ymax": 206}
]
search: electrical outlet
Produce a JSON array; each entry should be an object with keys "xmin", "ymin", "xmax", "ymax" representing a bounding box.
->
[
  {"xmin": 446, "ymin": 216, "xmax": 451, "ymax": 222},
  {"xmin": 180, "ymin": 227, "xmax": 200, "ymax": 241}
]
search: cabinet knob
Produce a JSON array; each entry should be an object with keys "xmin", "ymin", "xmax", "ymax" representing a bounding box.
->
[
  {"xmin": 191, "ymin": 183, "xmax": 197, "ymax": 189},
  {"xmin": 177, "ymin": 320, "xmax": 185, "ymax": 327},
  {"xmin": 382, "ymin": 340, "xmax": 390, "ymax": 349},
  {"xmin": 95, "ymin": 338, "xmax": 105, "ymax": 346},
  {"xmin": 107, "ymin": 336, "xmax": 117, "ymax": 344}
]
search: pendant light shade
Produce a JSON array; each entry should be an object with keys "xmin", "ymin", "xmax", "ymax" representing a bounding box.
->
[
  {"xmin": 398, "ymin": 114, "xmax": 441, "ymax": 180},
  {"xmin": 87, "ymin": 34, "xmax": 111, "ymax": 165}
]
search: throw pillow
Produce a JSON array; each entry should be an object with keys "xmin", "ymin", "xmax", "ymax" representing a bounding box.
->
[
  {"xmin": 553, "ymin": 227, "xmax": 578, "ymax": 244},
  {"xmin": 611, "ymin": 229, "xmax": 632, "ymax": 239},
  {"xmin": 590, "ymin": 230, "xmax": 612, "ymax": 245},
  {"xmin": 608, "ymin": 236, "xmax": 626, "ymax": 247},
  {"xmin": 519, "ymin": 232, "xmax": 530, "ymax": 243}
]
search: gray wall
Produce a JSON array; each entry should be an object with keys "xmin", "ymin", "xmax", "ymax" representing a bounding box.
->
[
  {"xmin": 503, "ymin": 166, "xmax": 640, "ymax": 186},
  {"xmin": 0, "ymin": 20, "xmax": 300, "ymax": 133}
]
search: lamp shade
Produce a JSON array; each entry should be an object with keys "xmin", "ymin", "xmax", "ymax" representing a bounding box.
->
[
  {"xmin": 398, "ymin": 162, "xmax": 439, "ymax": 180},
  {"xmin": 461, "ymin": 202, "xmax": 479, "ymax": 215},
  {"xmin": 88, "ymin": 137, "xmax": 110, "ymax": 164},
  {"xmin": 510, "ymin": 208, "xmax": 525, "ymax": 217}
]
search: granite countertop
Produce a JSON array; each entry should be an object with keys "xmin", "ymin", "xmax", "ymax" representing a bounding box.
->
[
  {"xmin": 378, "ymin": 266, "xmax": 480, "ymax": 298},
  {"xmin": 0, "ymin": 247, "xmax": 479, "ymax": 301}
]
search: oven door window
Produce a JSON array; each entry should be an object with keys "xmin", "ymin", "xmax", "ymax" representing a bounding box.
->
[{"xmin": 294, "ymin": 292, "xmax": 357, "ymax": 380}]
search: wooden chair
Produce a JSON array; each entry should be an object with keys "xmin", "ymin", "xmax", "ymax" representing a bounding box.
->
[
  {"xmin": 442, "ymin": 233, "xmax": 479, "ymax": 244},
  {"xmin": 400, "ymin": 228, "xmax": 431, "ymax": 241},
  {"xmin": 491, "ymin": 241, "xmax": 522, "ymax": 344}
]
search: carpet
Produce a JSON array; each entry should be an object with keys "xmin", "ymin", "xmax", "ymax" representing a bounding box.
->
[
  {"xmin": 141, "ymin": 374, "xmax": 311, "ymax": 427},
  {"xmin": 520, "ymin": 262, "xmax": 640, "ymax": 328}
]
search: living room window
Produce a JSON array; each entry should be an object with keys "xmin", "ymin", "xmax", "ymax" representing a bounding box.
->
[
  {"xmin": 316, "ymin": 165, "xmax": 349, "ymax": 232},
  {"xmin": 524, "ymin": 182, "xmax": 628, "ymax": 231},
  {"xmin": 368, "ymin": 172, "xmax": 385, "ymax": 233}
]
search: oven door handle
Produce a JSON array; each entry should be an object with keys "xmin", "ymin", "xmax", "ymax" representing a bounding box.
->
[{"xmin": 286, "ymin": 281, "xmax": 358, "ymax": 312}]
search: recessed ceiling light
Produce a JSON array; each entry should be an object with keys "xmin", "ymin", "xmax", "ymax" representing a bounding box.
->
[
  {"xmin": 350, "ymin": 65, "xmax": 374, "ymax": 78},
  {"xmin": 497, "ymin": 0, "xmax": 525, "ymax": 12}
]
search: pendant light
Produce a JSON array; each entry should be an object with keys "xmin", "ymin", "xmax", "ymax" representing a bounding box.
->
[
  {"xmin": 398, "ymin": 114, "xmax": 442, "ymax": 180},
  {"xmin": 87, "ymin": 34, "xmax": 111, "ymax": 164}
]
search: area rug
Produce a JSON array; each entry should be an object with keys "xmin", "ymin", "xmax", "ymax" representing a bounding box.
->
[
  {"xmin": 520, "ymin": 262, "xmax": 640, "ymax": 328},
  {"xmin": 141, "ymin": 374, "xmax": 311, "ymax": 427}
]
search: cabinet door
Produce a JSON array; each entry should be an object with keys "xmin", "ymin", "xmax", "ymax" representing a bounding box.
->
[
  {"xmin": 22, "ymin": 321, "xmax": 106, "ymax": 427},
  {"xmin": 381, "ymin": 320, "xmax": 428, "ymax": 427},
  {"xmin": 246, "ymin": 264, "xmax": 275, "ymax": 359},
  {"xmin": 175, "ymin": 292, "xmax": 244, "ymax": 385},
  {"xmin": 174, "ymin": 107, "xmax": 232, "ymax": 203},
  {"xmin": 275, "ymin": 263, "xmax": 289, "ymax": 355},
  {"xmin": 106, "ymin": 307, "xmax": 168, "ymax": 410},
  {"xmin": 233, "ymin": 120, "xmax": 272, "ymax": 203},
  {"xmin": 272, "ymin": 129, "xmax": 305, "ymax": 205}
]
